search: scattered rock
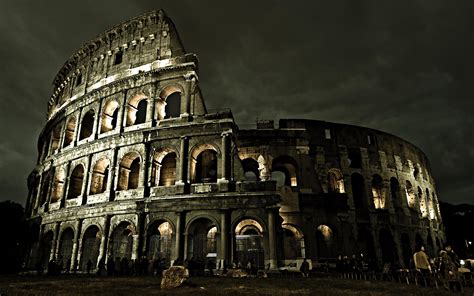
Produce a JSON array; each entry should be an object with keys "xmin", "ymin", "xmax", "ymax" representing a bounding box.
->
[
  {"xmin": 226, "ymin": 269, "xmax": 249, "ymax": 278},
  {"xmin": 160, "ymin": 266, "xmax": 189, "ymax": 289}
]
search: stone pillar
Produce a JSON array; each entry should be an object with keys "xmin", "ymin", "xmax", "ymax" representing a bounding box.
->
[
  {"xmin": 99, "ymin": 215, "xmax": 111, "ymax": 263},
  {"xmin": 267, "ymin": 208, "xmax": 278, "ymax": 270},
  {"xmin": 176, "ymin": 137, "xmax": 188, "ymax": 186},
  {"xmin": 218, "ymin": 133, "xmax": 230, "ymax": 192},
  {"xmin": 173, "ymin": 212, "xmax": 184, "ymax": 263},
  {"xmin": 73, "ymin": 109, "xmax": 82, "ymax": 147},
  {"xmin": 181, "ymin": 75, "xmax": 193, "ymax": 116},
  {"xmin": 70, "ymin": 219, "xmax": 82, "ymax": 271},
  {"xmin": 50, "ymin": 222, "xmax": 61, "ymax": 261},
  {"xmin": 131, "ymin": 234, "xmax": 140, "ymax": 261},
  {"xmin": 220, "ymin": 210, "xmax": 230, "ymax": 268}
]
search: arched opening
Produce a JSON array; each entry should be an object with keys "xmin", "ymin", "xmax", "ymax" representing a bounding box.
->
[
  {"xmin": 79, "ymin": 110, "xmax": 95, "ymax": 140},
  {"xmin": 100, "ymin": 100, "xmax": 119, "ymax": 133},
  {"xmin": 40, "ymin": 231, "xmax": 54, "ymax": 269},
  {"xmin": 357, "ymin": 226, "xmax": 376, "ymax": 261},
  {"xmin": 418, "ymin": 187, "xmax": 427, "ymax": 217},
  {"xmin": 159, "ymin": 153, "xmax": 176, "ymax": 186},
  {"xmin": 110, "ymin": 222, "xmax": 134, "ymax": 262},
  {"xmin": 242, "ymin": 158, "xmax": 259, "ymax": 182},
  {"xmin": 415, "ymin": 233, "xmax": 424, "ymax": 250},
  {"xmin": 282, "ymin": 225, "xmax": 304, "ymax": 260},
  {"xmin": 126, "ymin": 94, "xmax": 148, "ymax": 126},
  {"xmin": 348, "ymin": 149, "xmax": 362, "ymax": 168},
  {"xmin": 400, "ymin": 233, "xmax": 412, "ymax": 268},
  {"xmin": 194, "ymin": 149, "xmax": 217, "ymax": 183},
  {"xmin": 390, "ymin": 177, "xmax": 401, "ymax": 209},
  {"xmin": 234, "ymin": 219, "xmax": 264, "ymax": 269},
  {"xmin": 89, "ymin": 158, "xmax": 110, "ymax": 195},
  {"xmin": 164, "ymin": 92, "xmax": 181, "ymax": 119},
  {"xmin": 351, "ymin": 173, "xmax": 365, "ymax": 209},
  {"xmin": 147, "ymin": 221, "xmax": 173, "ymax": 267},
  {"xmin": 371, "ymin": 174, "xmax": 385, "ymax": 209},
  {"xmin": 63, "ymin": 117, "xmax": 76, "ymax": 147},
  {"xmin": 187, "ymin": 218, "xmax": 218, "ymax": 261},
  {"xmin": 39, "ymin": 171, "xmax": 51, "ymax": 206},
  {"xmin": 118, "ymin": 152, "xmax": 141, "ymax": 190},
  {"xmin": 405, "ymin": 181, "xmax": 416, "ymax": 208},
  {"xmin": 81, "ymin": 226, "xmax": 101, "ymax": 271},
  {"xmin": 58, "ymin": 228, "xmax": 74, "ymax": 270},
  {"xmin": 50, "ymin": 124, "xmax": 63, "ymax": 153},
  {"xmin": 67, "ymin": 165, "xmax": 84, "ymax": 199},
  {"xmin": 316, "ymin": 225, "xmax": 335, "ymax": 258},
  {"xmin": 271, "ymin": 156, "xmax": 298, "ymax": 187},
  {"xmin": 271, "ymin": 171, "xmax": 286, "ymax": 188},
  {"xmin": 379, "ymin": 229, "xmax": 396, "ymax": 264},
  {"xmin": 328, "ymin": 168, "xmax": 345, "ymax": 193},
  {"xmin": 51, "ymin": 169, "xmax": 65, "ymax": 203},
  {"xmin": 427, "ymin": 234, "xmax": 434, "ymax": 257}
]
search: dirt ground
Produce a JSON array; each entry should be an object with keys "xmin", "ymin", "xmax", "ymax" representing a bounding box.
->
[{"xmin": 0, "ymin": 274, "xmax": 471, "ymax": 295}]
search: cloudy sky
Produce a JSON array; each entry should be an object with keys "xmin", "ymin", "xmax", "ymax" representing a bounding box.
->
[{"xmin": 0, "ymin": 1, "xmax": 473, "ymax": 205}]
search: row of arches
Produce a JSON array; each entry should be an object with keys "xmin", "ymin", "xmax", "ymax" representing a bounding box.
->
[
  {"xmin": 42, "ymin": 89, "xmax": 183, "ymax": 160},
  {"xmin": 38, "ymin": 143, "xmax": 220, "ymax": 208}
]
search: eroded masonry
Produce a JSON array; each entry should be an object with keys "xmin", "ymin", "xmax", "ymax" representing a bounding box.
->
[{"xmin": 24, "ymin": 10, "xmax": 445, "ymax": 272}]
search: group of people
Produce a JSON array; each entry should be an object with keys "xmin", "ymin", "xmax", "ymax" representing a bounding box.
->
[{"xmin": 413, "ymin": 245, "xmax": 467, "ymax": 291}]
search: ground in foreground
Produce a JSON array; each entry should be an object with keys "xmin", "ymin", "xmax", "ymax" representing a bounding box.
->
[{"xmin": 0, "ymin": 275, "xmax": 470, "ymax": 295}]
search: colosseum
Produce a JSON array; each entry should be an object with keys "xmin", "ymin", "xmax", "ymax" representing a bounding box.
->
[{"xmin": 24, "ymin": 10, "xmax": 445, "ymax": 273}]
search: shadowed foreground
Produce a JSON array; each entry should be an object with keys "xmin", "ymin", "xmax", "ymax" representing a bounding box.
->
[{"xmin": 0, "ymin": 275, "xmax": 471, "ymax": 295}]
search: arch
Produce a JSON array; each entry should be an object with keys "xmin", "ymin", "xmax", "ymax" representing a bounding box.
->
[
  {"xmin": 110, "ymin": 221, "xmax": 134, "ymax": 262},
  {"xmin": 316, "ymin": 224, "xmax": 335, "ymax": 258},
  {"xmin": 357, "ymin": 226, "xmax": 376, "ymax": 260},
  {"xmin": 405, "ymin": 181, "xmax": 416, "ymax": 208},
  {"xmin": 272, "ymin": 155, "xmax": 298, "ymax": 187},
  {"xmin": 379, "ymin": 229, "xmax": 396, "ymax": 264},
  {"xmin": 351, "ymin": 173, "xmax": 365, "ymax": 209},
  {"xmin": 390, "ymin": 177, "xmax": 401, "ymax": 209},
  {"xmin": 159, "ymin": 85, "xmax": 182, "ymax": 119},
  {"xmin": 150, "ymin": 148, "xmax": 177, "ymax": 187},
  {"xmin": 270, "ymin": 171, "xmax": 286, "ymax": 188},
  {"xmin": 126, "ymin": 93, "xmax": 148, "ymax": 126},
  {"xmin": 67, "ymin": 164, "xmax": 84, "ymax": 199},
  {"xmin": 234, "ymin": 218, "xmax": 265, "ymax": 269},
  {"xmin": 418, "ymin": 186, "xmax": 427, "ymax": 217},
  {"xmin": 190, "ymin": 144, "xmax": 218, "ymax": 183},
  {"xmin": 58, "ymin": 228, "xmax": 74, "ymax": 270},
  {"xmin": 328, "ymin": 168, "xmax": 345, "ymax": 193},
  {"xmin": 63, "ymin": 116, "xmax": 76, "ymax": 147},
  {"xmin": 400, "ymin": 233, "xmax": 412, "ymax": 268},
  {"xmin": 282, "ymin": 224, "xmax": 304, "ymax": 260},
  {"xmin": 50, "ymin": 124, "xmax": 63, "ymax": 153},
  {"xmin": 100, "ymin": 100, "xmax": 119, "ymax": 133},
  {"xmin": 371, "ymin": 174, "xmax": 385, "ymax": 209},
  {"xmin": 79, "ymin": 110, "xmax": 95, "ymax": 140},
  {"xmin": 146, "ymin": 220, "xmax": 174, "ymax": 266},
  {"xmin": 51, "ymin": 168, "xmax": 66, "ymax": 203},
  {"xmin": 186, "ymin": 217, "xmax": 218, "ymax": 261},
  {"xmin": 89, "ymin": 158, "xmax": 110, "ymax": 195},
  {"xmin": 242, "ymin": 158, "xmax": 259, "ymax": 182},
  {"xmin": 81, "ymin": 225, "xmax": 101, "ymax": 271},
  {"xmin": 39, "ymin": 171, "xmax": 51, "ymax": 206},
  {"xmin": 117, "ymin": 152, "xmax": 141, "ymax": 190}
]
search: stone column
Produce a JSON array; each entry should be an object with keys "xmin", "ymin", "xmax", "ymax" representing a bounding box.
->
[
  {"xmin": 50, "ymin": 222, "xmax": 61, "ymax": 261},
  {"xmin": 174, "ymin": 212, "xmax": 184, "ymax": 263},
  {"xmin": 99, "ymin": 215, "xmax": 111, "ymax": 263},
  {"xmin": 218, "ymin": 133, "xmax": 230, "ymax": 192},
  {"xmin": 220, "ymin": 210, "xmax": 229, "ymax": 269},
  {"xmin": 267, "ymin": 208, "xmax": 278, "ymax": 270},
  {"xmin": 181, "ymin": 75, "xmax": 193, "ymax": 116},
  {"xmin": 70, "ymin": 219, "xmax": 82, "ymax": 271},
  {"xmin": 131, "ymin": 234, "xmax": 140, "ymax": 261},
  {"xmin": 176, "ymin": 137, "xmax": 188, "ymax": 186}
]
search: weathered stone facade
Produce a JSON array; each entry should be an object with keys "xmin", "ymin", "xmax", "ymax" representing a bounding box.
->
[{"xmin": 24, "ymin": 10, "xmax": 444, "ymax": 272}]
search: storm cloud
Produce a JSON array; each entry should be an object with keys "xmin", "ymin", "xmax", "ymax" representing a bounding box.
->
[{"xmin": 0, "ymin": 0, "xmax": 473, "ymax": 205}]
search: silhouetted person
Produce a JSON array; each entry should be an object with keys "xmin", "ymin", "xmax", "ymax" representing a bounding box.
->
[
  {"xmin": 107, "ymin": 259, "xmax": 115, "ymax": 276},
  {"xmin": 300, "ymin": 258, "xmax": 310, "ymax": 278},
  {"xmin": 86, "ymin": 259, "xmax": 92, "ymax": 275}
]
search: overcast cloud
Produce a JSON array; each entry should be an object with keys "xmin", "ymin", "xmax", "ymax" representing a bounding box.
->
[{"xmin": 0, "ymin": 0, "xmax": 473, "ymax": 205}]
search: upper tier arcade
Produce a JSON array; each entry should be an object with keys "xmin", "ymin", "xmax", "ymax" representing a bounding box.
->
[{"xmin": 47, "ymin": 10, "xmax": 188, "ymax": 121}]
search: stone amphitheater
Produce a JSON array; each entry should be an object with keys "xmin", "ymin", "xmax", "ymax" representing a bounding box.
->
[{"xmin": 24, "ymin": 10, "xmax": 445, "ymax": 272}]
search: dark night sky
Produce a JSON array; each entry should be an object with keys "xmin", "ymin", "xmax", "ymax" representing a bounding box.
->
[{"xmin": 1, "ymin": 1, "xmax": 473, "ymax": 205}]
